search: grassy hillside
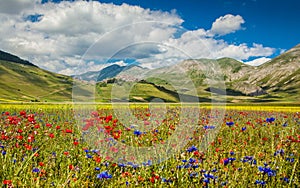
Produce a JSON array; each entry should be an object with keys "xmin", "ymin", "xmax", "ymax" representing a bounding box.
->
[
  {"xmin": 95, "ymin": 80, "xmax": 213, "ymax": 103},
  {"xmin": 0, "ymin": 60, "xmax": 73, "ymax": 102},
  {"xmin": 96, "ymin": 81, "xmax": 179, "ymax": 102}
]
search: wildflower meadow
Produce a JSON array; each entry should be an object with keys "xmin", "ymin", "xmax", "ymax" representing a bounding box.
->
[{"xmin": 0, "ymin": 104, "xmax": 299, "ymax": 187}]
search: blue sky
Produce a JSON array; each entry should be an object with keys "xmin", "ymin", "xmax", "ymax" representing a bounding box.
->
[{"xmin": 0, "ymin": 0, "xmax": 299, "ymax": 74}]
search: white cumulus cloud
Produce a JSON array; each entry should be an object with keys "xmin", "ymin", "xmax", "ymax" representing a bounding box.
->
[{"xmin": 209, "ymin": 14, "xmax": 245, "ymax": 36}]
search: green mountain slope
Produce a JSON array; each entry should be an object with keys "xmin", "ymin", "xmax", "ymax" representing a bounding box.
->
[
  {"xmin": 0, "ymin": 50, "xmax": 37, "ymax": 67},
  {"xmin": 0, "ymin": 59, "xmax": 73, "ymax": 102},
  {"xmin": 248, "ymin": 43, "xmax": 300, "ymax": 101}
]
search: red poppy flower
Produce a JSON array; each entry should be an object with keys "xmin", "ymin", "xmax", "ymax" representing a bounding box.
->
[
  {"xmin": 27, "ymin": 114, "xmax": 35, "ymax": 122},
  {"xmin": 69, "ymin": 164, "xmax": 74, "ymax": 170},
  {"xmin": 112, "ymin": 130, "xmax": 122, "ymax": 139},
  {"xmin": 24, "ymin": 144, "xmax": 32, "ymax": 150},
  {"xmin": 49, "ymin": 133, "xmax": 55, "ymax": 138},
  {"xmin": 20, "ymin": 110, "xmax": 26, "ymax": 117},
  {"xmin": 105, "ymin": 115, "xmax": 113, "ymax": 122},
  {"xmin": 17, "ymin": 129, "xmax": 23, "ymax": 133},
  {"xmin": 63, "ymin": 151, "xmax": 69, "ymax": 155},
  {"xmin": 3, "ymin": 180, "xmax": 12, "ymax": 185},
  {"xmin": 28, "ymin": 136, "xmax": 34, "ymax": 142},
  {"xmin": 46, "ymin": 123, "xmax": 52, "ymax": 127},
  {"xmin": 94, "ymin": 156, "xmax": 101, "ymax": 163},
  {"xmin": 16, "ymin": 135, "xmax": 23, "ymax": 140}
]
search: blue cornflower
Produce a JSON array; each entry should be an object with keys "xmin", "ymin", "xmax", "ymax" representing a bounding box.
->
[
  {"xmin": 32, "ymin": 147, "xmax": 39, "ymax": 152},
  {"xmin": 241, "ymin": 127, "xmax": 246, "ymax": 131},
  {"xmin": 203, "ymin": 125, "xmax": 215, "ymax": 130},
  {"xmin": 86, "ymin": 154, "xmax": 92, "ymax": 158},
  {"xmin": 32, "ymin": 168, "xmax": 40, "ymax": 173},
  {"xmin": 274, "ymin": 149, "xmax": 284, "ymax": 156},
  {"xmin": 187, "ymin": 145, "xmax": 198, "ymax": 152},
  {"xmin": 189, "ymin": 172, "xmax": 198, "ymax": 178},
  {"xmin": 283, "ymin": 177, "xmax": 289, "ymax": 183},
  {"xmin": 255, "ymin": 180, "xmax": 266, "ymax": 185},
  {"xmin": 2, "ymin": 150, "xmax": 6, "ymax": 155},
  {"xmin": 242, "ymin": 156, "xmax": 254, "ymax": 163},
  {"xmin": 97, "ymin": 171, "xmax": 112, "ymax": 179},
  {"xmin": 230, "ymin": 151, "xmax": 235, "ymax": 155},
  {"xmin": 162, "ymin": 178, "xmax": 173, "ymax": 183},
  {"xmin": 226, "ymin": 122, "xmax": 234, "ymax": 126},
  {"xmin": 221, "ymin": 158, "xmax": 230, "ymax": 165},
  {"xmin": 204, "ymin": 173, "xmax": 215, "ymax": 179},
  {"xmin": 286, "ymin": 158, "xmax": 295, "ymax": 163},
  {"xmin": 131, "ymin": 164, "xmax": 139, "ymax": 168},
  {"xmin": 142, "ymin": 160, "xmax": 152, "ymax": 166},
  {"xmin": 211, "ymin": 168, "xmax": 217, "ymax": 172},
  {"xmin": 192, "ymin": 165, "xmax": 199, "ymax": 169},
  {"xmin": 95, "ymin": 167, "xmax": 100, "ymax": 171},
  {"xmin": 203, "ymin": 178, "xmax": 210, "ymax": 183},
  {"xmin": 266, "ymin": 117, "xmax": 275, "ymax": 123},
  {"xmin": 147, "ymin": 160, "xmax": 152, "ymax": 166},
  {"xmin": 189, "ymin": 158, "xmax": 196, "ymax": 164},
  {"xmin": 283, "ymin": 122, "xmax": 288, "ymax": 127},
  {"xmin": 133, "ymin": 130, "xmax": 142, "ymax": 136},
  {"xmin": 258, "ymin": 166, "xmax": 276, "ymax": 177}
]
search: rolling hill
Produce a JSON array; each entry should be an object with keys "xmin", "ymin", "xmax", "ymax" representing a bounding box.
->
[
  {"xmin": 0, "ymin": 50, "xmax": 74, "ymax": 102},
  {"xmin": 1, "ymin": 43, "xmax": 300, "ymax": 103}
]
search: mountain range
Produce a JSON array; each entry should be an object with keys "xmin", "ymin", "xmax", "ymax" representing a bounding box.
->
[{"xmin": 0, "ymin": 43, "xmax": 299, "ymax": 103}]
